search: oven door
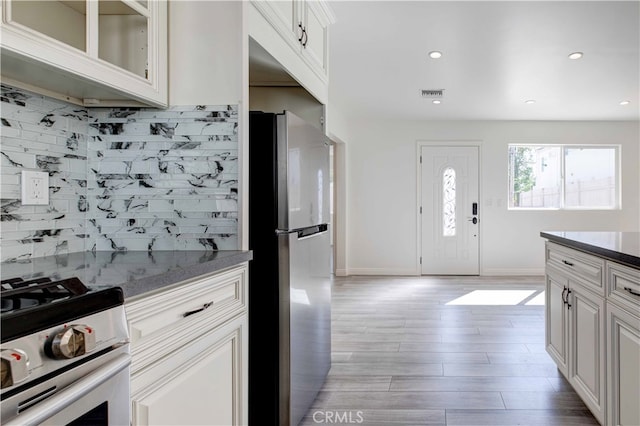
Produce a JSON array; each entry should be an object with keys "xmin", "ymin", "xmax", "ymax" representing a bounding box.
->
[{"xmin": 2, "ymin": 353, "xmax": 130, "ymax": 426}]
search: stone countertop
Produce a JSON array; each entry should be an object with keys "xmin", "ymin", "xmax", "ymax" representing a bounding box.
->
[
  {"xmin": 540, "ymin": 231, "xmax": 640, "ymax": 269},
  {"xmin": 0, "ymin": 250, "xmax": 253, "ymax": 299}
]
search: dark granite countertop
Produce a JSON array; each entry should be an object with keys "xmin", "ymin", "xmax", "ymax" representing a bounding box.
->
[
  {"xmin": 0, "ymin": 250, "xmax": 253, "ymax": 300},
  {"xmin": 540, "ymin": 231, "xmax": 640, "ymax": 269}
]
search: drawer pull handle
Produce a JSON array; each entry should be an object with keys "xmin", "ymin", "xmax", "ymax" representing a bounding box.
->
[
  {"xmin": 623, "ymin": 287, "xmax": 640, "ymax": 297},
  {"xmin": 562, "ymin": 260, "xmax": 574, "ymax": 267},
  {"xmin": 183, "ymin": 301, "xmax": 214, "ymax": 317}
]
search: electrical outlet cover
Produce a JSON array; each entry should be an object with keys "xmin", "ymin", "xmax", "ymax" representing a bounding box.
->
[{"xmin": 21, "ymin": 170, "xmax": 49, "ymax": 205}]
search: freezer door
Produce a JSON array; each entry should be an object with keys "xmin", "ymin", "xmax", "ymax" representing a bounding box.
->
[
  {"xmin": 278, "ymin": 228, "xmax": 331, "ymax": 426},
  {"xmin": 277, "ymin": 112, "xmax": 330, "ymax": 230}
]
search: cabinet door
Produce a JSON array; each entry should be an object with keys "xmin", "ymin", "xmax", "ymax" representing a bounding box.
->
[
  {"xmin": 568, "ymin": 283, "xmax": 605, "ymax": 423},
  {"xmin": 545, "ymin": 269, "xmax": 569, "ymax": 376},
  {"xmin": 131, "ymin": 315, "xmax": 247, "ymax": 426},
  {"xmin": 272, "ymin": 0, "xmax": 299, "ymax": 40},
  {"xmin": 300, "ymin": 0, "xmax": 330, "ymax": 77},
  {"xmin": 251, "ymin": 0, "xmax": 300, "ymax": 49},
  {"xmin": 607, "ymin": 302, "xmax": 640, "ymax": 426},
  {"xmin": 1, "ymin": 0, "xmax": 167, "ymax": 106}
]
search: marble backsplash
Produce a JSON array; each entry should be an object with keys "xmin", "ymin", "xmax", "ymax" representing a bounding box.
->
[{"xmin": 1, "ymin": 85, "xmax": 238, "ymax": 262}]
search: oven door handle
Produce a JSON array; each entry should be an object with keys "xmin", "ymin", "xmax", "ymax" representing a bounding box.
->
[{"xmin": 3, "ymin": 353, "xmax": 131, "ymax": 426}]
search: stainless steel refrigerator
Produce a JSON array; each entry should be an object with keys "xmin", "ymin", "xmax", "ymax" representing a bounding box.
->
[{"xmin": 248, "ymin": 111, "xmax": 331, "ymax": 426}]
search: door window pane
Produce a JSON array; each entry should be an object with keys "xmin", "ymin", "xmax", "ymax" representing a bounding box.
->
[{"xmin": 443, "ymin": 167, "xmax": 456, "ymax": 236}]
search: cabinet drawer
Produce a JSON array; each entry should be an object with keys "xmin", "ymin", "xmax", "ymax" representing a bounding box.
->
[
  {"xmin": 607, "ymin": 262, "xmax": 640, "ymax": 316},
  {"xmin": 125, "ymin": 264, "xmax": 247, "ymax": 347},
  {"xmin": 546, "ymin": 242, "xmax": 604, "ymax": 294}
]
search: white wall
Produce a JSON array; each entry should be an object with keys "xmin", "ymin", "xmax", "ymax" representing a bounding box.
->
[
  {"xmin": 168, "ymin": 1, "xmax": 249, "ymax": 250},
  {"xmin": 169, "ymin": 1, "xmax": 244, "ymax": 105},
  {"xmin": 342, "ymin": 119, "xmax": 640, "ymax": 276}
]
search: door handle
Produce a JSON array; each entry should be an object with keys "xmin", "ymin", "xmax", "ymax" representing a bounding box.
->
[{"xmin": 467, "ymin": 217, "xmax": 478, "ymax": 224}]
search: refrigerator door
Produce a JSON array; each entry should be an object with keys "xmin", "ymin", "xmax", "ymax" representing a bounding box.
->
[
  {"xmin": 277, "ymin": 112, "xmax": 330, "ymax": 231},
  {"xmin": 278, "ymin": 227, "xmax": 331, "ymax": 426}
]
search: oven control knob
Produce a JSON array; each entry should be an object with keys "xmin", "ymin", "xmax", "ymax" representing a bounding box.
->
[
  {"xmin": 0, "ymin": 349, "xmax": 29, "ymax": 389},
  {"xmin": 49, "ymin": 325, "xmax": 96, "ymax": 359}
]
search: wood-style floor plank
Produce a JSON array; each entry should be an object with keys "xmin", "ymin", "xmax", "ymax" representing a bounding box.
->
[
  {"xmin": 389, "ymin": 376, "xmax": 557, "ymax": 392},
  {"xmin": 303, "ymin": 275, "xmax": 598, "ymax": 425},
  {"xmin": 445, "ymin": 409, "xmax": 599, "ymax": 425},
  {"xmin": 300, "ymin": 409, "xmax": 446, "ymax": 426}
]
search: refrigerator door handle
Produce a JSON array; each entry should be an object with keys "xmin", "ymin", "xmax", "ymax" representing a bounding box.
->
[{"xmin": 276, "ymin": 224, "xmax": 328, "ymax": 238}]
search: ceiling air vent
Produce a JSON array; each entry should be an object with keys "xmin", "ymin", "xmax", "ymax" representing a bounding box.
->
[{"xmin": 421, "ymin": 89, "xmax": 444, "ymax": 99}]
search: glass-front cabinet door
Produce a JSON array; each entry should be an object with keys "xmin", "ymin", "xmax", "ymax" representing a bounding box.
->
[
  {"xmin": 9, "ymin": 1, "xmax": 88, "ymax": 52},
  {"xmin": 0, "ymin": 0, "xmax": 167, "ymax": 107},
  {"xmin": 97, "ymin": 0, "xmax": 149, "ymax": 79}
]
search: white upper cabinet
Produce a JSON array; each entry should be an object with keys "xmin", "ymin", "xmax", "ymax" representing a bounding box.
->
[
  {"xmin": 249, "ymin": 0, "xmax": 335, "ymax": 105},
  {"xmin": 299, "ymin": 0, "xmax": 331, "ymax": 78},
  {"xmin": 0, "ymin": 0, "xmax": 167, "ymax": 107}
]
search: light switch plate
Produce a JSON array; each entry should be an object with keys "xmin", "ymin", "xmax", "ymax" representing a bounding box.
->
[{"xmin": 21, "ymin": 170, "xmax": 49, "ymax": 205}]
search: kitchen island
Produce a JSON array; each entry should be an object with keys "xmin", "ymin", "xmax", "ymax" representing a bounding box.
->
[
  {"xmin": 540, "ymin": 231, "xmax": 639, "ymax": 426},
  {"xmin": 540, "ymin": 231, "xmax": 640, "ymax": 268}
]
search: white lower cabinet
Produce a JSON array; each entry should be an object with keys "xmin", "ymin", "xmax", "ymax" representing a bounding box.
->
[
  {"xmin": 607, "ymin": 300, "xmax": 640, "ymax": 426},
  {"xmin": 126, "ymin": 264, "xmax": 248, "ymax": 426},
  {"xmin": 568, "ymin": 281, "xmax": 605, "ymax": 423},
  {"xmin": 545, "ymin": 241, "xmax": 640, "ymax": 425},
  {"xmin": 545, "ymin": 269, "xmax": 569, "ymax": 375},
  {"xmin": 131, "ymin": 315, "xmax": 246, "ymax": 426},
  {"xmin": 545, "ymin": 266, "xmax": 605, "ymax": 423}
]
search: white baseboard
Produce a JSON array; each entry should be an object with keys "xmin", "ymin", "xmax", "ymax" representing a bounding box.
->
[
  {"xmin": 336, "ymin": 267, "xmax": 544, "ymax": 277},
  {"xmin": 481, "ymin": 268, "xmax": 545, "ymax": 276},
  {"xmin": 334, "ymin": 269, "xmax": 348, "ymax": 277},
  {"xmin": 346, "ymin": 268, "xmax": 419, "ymax": 276}
]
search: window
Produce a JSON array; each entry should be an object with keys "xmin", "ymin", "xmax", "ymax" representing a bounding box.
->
[
  {"xmin": 508, "ymin": 145, "xmax": 619, "ymax": 209},
  {"xmin": 443, "ymin": 167, "xmax": 456, "ymax": 236}
]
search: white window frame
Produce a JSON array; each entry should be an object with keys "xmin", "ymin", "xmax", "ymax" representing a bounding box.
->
[{"xmin": 508, "ymin": 144, "xmax": 621, "ymax": 210}]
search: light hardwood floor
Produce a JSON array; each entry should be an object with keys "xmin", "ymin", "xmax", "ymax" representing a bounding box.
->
[{"xmin": 301, "ymin": 275, "xmax": 599, "ymax": 426}]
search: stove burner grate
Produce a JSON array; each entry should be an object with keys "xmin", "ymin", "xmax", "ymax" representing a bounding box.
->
[{"xmin": 0, "ymin": 277, "xmax": 88, "ymax": 314}]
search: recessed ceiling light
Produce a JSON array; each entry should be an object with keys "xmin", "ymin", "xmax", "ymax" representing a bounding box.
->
[
  {"xmin": 524, "ymin": 99, "xmax": 536, "ymax": 104},
  {"xmin": 432, "ymin": 100, "xmax": 442, "ymax": 105},
  {"xmin": 568, "ymin": 52, "xmax": 583, "ymax": 60},
  {"xmin": 620, "ymin": 100, "xmax": 631, "ymax": 106},
  {"xmin": 429, "ymin": 51, "xmax": 443, "ymax": 59}
]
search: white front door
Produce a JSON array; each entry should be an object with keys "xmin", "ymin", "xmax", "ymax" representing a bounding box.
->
[{"xmin": 421, "ymin": 145, "xmax": 479, "ymax": 275}]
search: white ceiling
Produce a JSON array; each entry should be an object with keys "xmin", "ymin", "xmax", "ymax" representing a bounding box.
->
[{"xmin": 327, "ymin": 1, "xmax": 640, "ymax": 121}]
